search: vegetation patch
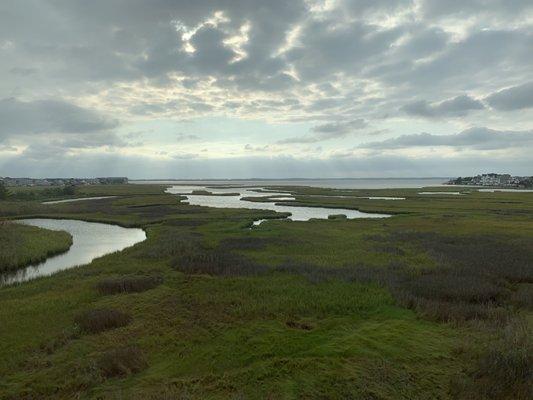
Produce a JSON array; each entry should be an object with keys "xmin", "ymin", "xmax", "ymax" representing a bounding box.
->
[
  {"xmin": 454, "ymin": 320, "xmax": 532, "ymax": 400},
  {"xmin": 285, "ymin": 319, "xmax": 314, "ymax": 330},
  {"xmin": 0, "ymin": 222, "xmax": 72, "ymax": 273},
  {"xmin": 172, "ymin": 249, "xmax": 269, "ymax": 276},
  {"xmin": 1, "ymin": 184, "xmax": 532, "ymax": 399},
  {"xmin": 74, "ymin": 308, "xmax": 132, "ymax": 334},
  {"xmin": 219, "ymin": 236, "xmax": 279, "ymax": 250},
  {"xmin": 327, "ymin": 214, "xmax": 347, "ymax": 220},
  {"xmin": 95, "ymin": 275, "xmax": 162, "ymax": 295},
  {"xmin": 97, "ymin": 345, "xmax": 148, "ymax": 378}
]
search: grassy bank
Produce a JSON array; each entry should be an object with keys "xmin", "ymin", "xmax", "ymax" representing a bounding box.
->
[
  {"xmin": 0, "ymin": 222, "xmax": 73, "ymax": 273},
  {"xmin": 0, "ymin": 184, "xmax": 531, "ymax": 399}
]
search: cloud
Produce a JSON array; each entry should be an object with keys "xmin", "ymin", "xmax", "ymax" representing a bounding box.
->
[
  {"xmin": 243, "ymin": 144, "xmax": 281, "ymax": 153},
  {"xmin": 278, "ymin": 119, "xmax": 367, "ymax": 144},
  {"xmin": 172, "ymin": 152, "xmax": 199, "ymax": 160},
  {"xmin": 1, "ymin": 150, "xmax": 531, "ymax": 179},
  {"xmin": 486, "ymin": 82, "xmax": 533, "ymax": 111},
  {"xmin": 0, "ymin": 98, "xmax": 119, "ymax": 137},
  {"xmin": 177, "ymin": 133, "xmax": 201, "ymax": 141},
  {"xmin": 359, "ymin": 127, "xmax": 533, "ymax": 150},
  {"xmin": 402, "ymin": 95, "xmax": 485, "ymax": 118},
  {"xmin": 421, "ymin": 0, "xmax": 533, "ymax": 19},
  {"xmin": 0, "ymin": 1, "xmax": 532, "ymax": 177}
]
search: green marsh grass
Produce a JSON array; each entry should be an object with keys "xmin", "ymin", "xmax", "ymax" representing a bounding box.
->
[
  {"xmin": 0, "ymin": 183, "xmax": 531, "ymax": 399},
  {"xmin": 0, "ymin": 221, "xmax": 72, "ymax": 272}
]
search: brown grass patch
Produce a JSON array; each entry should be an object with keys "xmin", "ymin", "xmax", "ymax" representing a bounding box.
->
[
  {"xmin": 95, "ymin": 275, "xmax": 162, "ymax": 295},
  {"xmin": 75, "ymin": 308, "xmax": 131, "ymax": 334},
  {"xmin": 97, "ymin": 345, "xmax": 147, "ymax": 378}
]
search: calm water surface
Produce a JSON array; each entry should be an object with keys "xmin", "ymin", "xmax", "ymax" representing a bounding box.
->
[
  {"xmin": 478, "ymin": 188, "xmax": 533, "ymax": 193},
  {"xmin": 1, "ymin": 219, "xmax": 146, "ymax": 286},
  {"xmin": 418, "ymin": 191, "xmax": 464, "ymax": 195},
  {"xmin": 166, "ymin": 186, "xmax": 391, "ymax": 222}
]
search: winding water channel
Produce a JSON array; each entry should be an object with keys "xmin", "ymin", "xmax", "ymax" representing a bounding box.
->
[
  {"xmin": 1, "ymin": 219, "xmax": 146, "ymax": 286},
  {"xmin": 166, "ymin": 185, "xmax": 391, "ymax": 222}
]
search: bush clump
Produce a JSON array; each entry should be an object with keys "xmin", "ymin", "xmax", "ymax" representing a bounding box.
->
[
  {"xmin": 75, "ymin": 308, "xmax": 132, "ymax": 334},
  {"xmin": 97, "ymin": 345, "xmax": 147, "ymax": 378},
  {"xmin": 95, "ymin": 275, "xmax": 162, "ymax": 295}
]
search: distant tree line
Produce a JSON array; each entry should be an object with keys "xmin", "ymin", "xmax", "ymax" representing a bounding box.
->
[
  {"xmin": 0, "ymin": 181, "xmax": 8, "ymax": 200},
  {"xmin": 0, "ymin": 183, "xmax": 77, "ymax": 201}
]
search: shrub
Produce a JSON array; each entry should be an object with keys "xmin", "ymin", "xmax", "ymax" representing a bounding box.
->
[
  {"xmin": 95, "ymin": 276, "xmax": 162, "ymax": 295},
  {"xmin": 97, "ymin": 345, "xmax": 147, "ymax": 378},
  {"xmin": 75, "ymin": 308, "xmax": 131, "ymax": 334},
  {"xmin": 327, "ymin": 214, "xmax": 347, "ymax": 220}
]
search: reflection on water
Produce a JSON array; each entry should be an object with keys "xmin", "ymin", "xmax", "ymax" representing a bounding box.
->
[
  {"xmin": 360, "ymin": 196, "xmax": 405, "ymax": 200},
  {"xmin": 478, "ymin": 189, "xmax": 533, "ymax": 193},
  {"xmin": 418, "ymin": 192, "xmax": 464, "ymax": 195},
  {"xmin": 1, "ymin": 219, "xmax": 146, "ymax": 286},
  {"xmin": 166, "ymin": 185, "xmax": 391, "ymax": 223}
]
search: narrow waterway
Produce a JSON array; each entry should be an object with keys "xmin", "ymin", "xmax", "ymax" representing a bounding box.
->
[
  {"xmin": 166, "ymin": 185, "xmax": 391, "ymax": 223},
  {"xmin": 1, "ymin": 219, "xmax": 146, "ymax": 286}
]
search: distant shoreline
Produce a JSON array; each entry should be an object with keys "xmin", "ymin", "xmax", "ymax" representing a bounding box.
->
[{"xmin": 131, "ymin": 177, "xmax": 452, "ymax": 181}]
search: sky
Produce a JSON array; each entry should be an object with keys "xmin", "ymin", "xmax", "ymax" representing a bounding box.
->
[{"xmin": 0, "ymin": 0, "xmax": 532, "ymax": 179}]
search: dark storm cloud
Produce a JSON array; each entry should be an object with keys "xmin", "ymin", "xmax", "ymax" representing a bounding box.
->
[
  {"xmin": 0, "ymin": 98, "xmax": 119, "ymax": 137},
  {"xmin": 486, "ymin": 82, "xmax": 533, "ymax": 111},
  {"xmin": 360, "ymin": 127, "xmax": 533, "ymax": 150},
  {"xmin": 402, "ymin": 95, "xmax": 485, "ymax": 118}
]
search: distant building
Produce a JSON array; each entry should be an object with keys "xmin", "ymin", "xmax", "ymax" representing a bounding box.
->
[{"xmin": 447, "ymin": 173, "xmax": 532, "ymax": 188}]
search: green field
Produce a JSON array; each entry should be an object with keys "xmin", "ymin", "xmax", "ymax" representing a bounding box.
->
[
  {"xmin": 0, "ymin": 184, "xmax": 531, "ymax": 399},
  {"xmin": 0, "ymin": 222, "xmax": 73, "ymax": 273}
]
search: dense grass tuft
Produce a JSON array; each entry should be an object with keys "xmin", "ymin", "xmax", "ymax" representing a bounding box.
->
[
  {"xmin": 219, "ymin": 236, "xmax": 275, "ymax": 250},
  {"xmin": 362, "ymin": 232, "xmax": 533, "ymax": 323},
  {"xmin": 173, "ymin": 249, "xmax": 269, "ymax": 276},
  {"xmin": 389, "ymin": 232, "xmax": 533, "ymax": 283},
  {"xmin": 75, "ymin": 308, "xmax": 132, "ymax": 334},
  {"xmin": 286, "ymin": 320, "xmax": 314, "ymax": 330},
  {"xmin": 453, "ymin": 320, "xmax": 533, "ymax": 400},
  {"xmin": 95, "ymin": 275, "xmax": 162, "ymax": 295},
  {"xmin": 97, "ymin": 345, "xmax": 148, "ymax": 378}
]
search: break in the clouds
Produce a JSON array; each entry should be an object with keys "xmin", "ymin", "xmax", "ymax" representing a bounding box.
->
[{"xmin": 0, "ymin": 0, "xmax": 532, "ymax": 177}]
